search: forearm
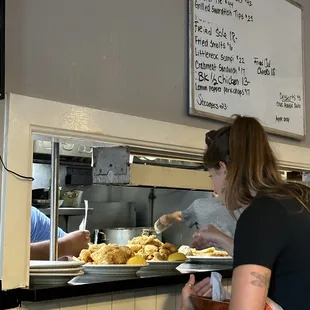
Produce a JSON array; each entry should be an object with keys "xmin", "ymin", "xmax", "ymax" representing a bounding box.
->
[
  {"xmin": 217, "ymin": 235, "xmax": 234, "ymax": 256},
  {"xmin": 30, "ymin": 239, "xmax": 66, "ymax": 260}
]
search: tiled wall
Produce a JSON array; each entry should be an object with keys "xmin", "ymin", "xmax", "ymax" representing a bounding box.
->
[{"xmin": 17, "ymin": 280, "xmax": 232, "ymax": 310}]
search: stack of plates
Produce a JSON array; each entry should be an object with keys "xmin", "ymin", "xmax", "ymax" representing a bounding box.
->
[{"xmin": 30, "ymin": 260, "xmax": 85, "ymax": 286}]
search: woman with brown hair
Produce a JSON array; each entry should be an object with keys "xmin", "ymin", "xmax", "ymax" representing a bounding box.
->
[{"xmin": 182, "ymin": 115, "xmax": 310, "ymax": 310}]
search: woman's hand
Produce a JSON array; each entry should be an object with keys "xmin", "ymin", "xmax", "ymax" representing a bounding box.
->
[
  {"xmin": 191, "ymin": 225, "xmax": 234, "ymax": 256},
  {"xmin": 181, "ymin": 274, "xmax": 212, "ymax": 310}
]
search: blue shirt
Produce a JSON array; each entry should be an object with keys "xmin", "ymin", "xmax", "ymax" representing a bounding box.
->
[{"xmin": 31, "ymin": 207, "xmax": 67, "ymax": 243}]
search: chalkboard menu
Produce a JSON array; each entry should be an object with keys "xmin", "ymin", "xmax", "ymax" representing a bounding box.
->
[
  {"xmin": 188, "ymin": 0, "xmax": 304, "ymax": 139},
  {"xmin": 0, "ymin": 0, "xmax": 4, "ymax": 100}
]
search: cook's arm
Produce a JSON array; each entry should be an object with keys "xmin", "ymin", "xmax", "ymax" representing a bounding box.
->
[
  {"xmin": 30, "ymin": 239, "xmax": 67, "ymax": 260},
  {"xmin": 30, "ymin": 230, "xmax": 90, "ymax": 260},
  {"xmin": 154, "ymin": 211, "xmax": 182, "ymax": 233}
]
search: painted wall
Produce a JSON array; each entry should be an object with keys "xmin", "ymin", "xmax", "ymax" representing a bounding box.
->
[{"xmin": 5, "ymin": 0, "xmax": 309, "ymax": 147}]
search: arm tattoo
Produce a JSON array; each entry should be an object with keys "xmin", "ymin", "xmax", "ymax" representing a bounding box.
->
[{"xmin": 250, "ymin": 271, "xmax": 270, "ymax": 289}]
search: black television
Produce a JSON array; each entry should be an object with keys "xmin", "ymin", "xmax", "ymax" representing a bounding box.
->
[{"xmin": 0, "ymin": 0, "xmax": 4, "ymax": 100}]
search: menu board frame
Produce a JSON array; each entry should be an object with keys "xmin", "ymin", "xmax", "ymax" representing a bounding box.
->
[
  {"xmin": 188, "ymin": 0, "xmax": 306, "ymax": 140},
  {"xmin": 0, "ymin": 0, "xmax": 4, "ymax": 100}
]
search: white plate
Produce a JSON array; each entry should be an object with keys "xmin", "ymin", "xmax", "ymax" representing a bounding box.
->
[
  {"xmin": 83, "ymin": 264, "xmax": 147, "ymax": 275},
  {"xmin": 187, "ymin": 256, "xmax": 233, "ymax": 264},
  {"xmin": 143, "ymin": 260, "xmax": 186, "ymax": 270},
  {"xmin": 30, "ymin": 260, "xmax": 84, "ymax": 269},
  {"xmin": 30, "ymin": 267, "xmax": 83, "ymax": 274},
  {"xmin": 30, "ymin": 270, "xmax": 84, "ymax": 286}
]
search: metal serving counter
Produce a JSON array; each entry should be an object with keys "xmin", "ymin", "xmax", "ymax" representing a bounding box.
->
[{"xmin": 2, "ymin": 265, "xmax": 232, "ymax": 309}]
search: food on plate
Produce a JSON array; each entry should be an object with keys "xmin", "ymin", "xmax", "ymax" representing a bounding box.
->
[
  {"xmin": 192, "ymin": 247, "xmax": 229, "ymax": 257},
  {"xmin": 76, "ymin": 235, "xmax": 182, "ymax": 264},
  {"xmin": 127, "ymin": 235, "xmax": 178, "ymax": 261},
  {"xmin": 208, "ymin": 250, "xmax": 230, "ymax": 257},
  {"xmin": 168, "ymin": 252, "xmax": 187, "ymax": 262},
  {"xmin": 127, "ymin": 255, "xmax": 147, "ymax": 265},
  {"xmin": 178, "ymin": 245, "xmax": 230, "ymax": 257},
  {"xmin": 192, "ymin": 247, "xmax": 216, "ymax": 255},
  {"xmin": 76, "ymin": 243, "xmax": 137, "ymax": 265},
  {"xmin": 178, "ymin": 245, "xmax": 193, "ymax": 256}
]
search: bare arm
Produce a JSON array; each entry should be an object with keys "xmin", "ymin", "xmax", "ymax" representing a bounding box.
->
[
  {"xmin": 154, "ymin": 211, "xmax": 182, "ymax": 233},
  {"xmin": 30, "ymin": 239, "xmax": 67, "ymax": 260},
  {"xmin": 30, "ymin": 231, "xmax": 90, "ymax": 260},
  {"xmin": 191, "ymin": 225, "xmax": 234, "ymax": 256},
  {"xmin": 229, "ymin": 265, "xmax": 271, "ymax": 310},
  {"xmin": 215, "ymin": 232, "xmax": 234, "ymax": 256}
]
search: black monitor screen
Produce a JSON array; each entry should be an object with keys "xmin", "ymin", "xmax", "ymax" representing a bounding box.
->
[{"xmin": 0, "ymin": 0, "xmax": 4, "ymax": 100}]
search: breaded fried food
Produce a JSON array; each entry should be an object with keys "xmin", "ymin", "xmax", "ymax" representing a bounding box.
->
[
  {"xmin": 159, "ymin": 248, "xmax": 171, "ymax": 260},
  {"xmin": 127, "ymin": 244, "xmax": 143, "ymax": 252},
  {"xmin": 103, "ymin": 247, "xmax": 134, "ymax": 264},
  {"xmin": 209, "ymin": 250, "xmax": 229, "ymax": 257},
  {"xmin": 78, "ymin": 249, "xmax": 92, "ymax": 263},
  {"xmin": 88, "ymin": 244, "xmax": 105, "ymax": 254},
  {"xmin": 90, "ymin": 245, "xmax": 134, "ymax": 264},
  {"xmin": 90, "ymin": 244, "xmax": 117, "ymax": 264},
  {"xmin": 129, "ymin": 235, "xmax": 148, "ymax": 245},
  {"xmin": 153, "ymin": 252, "xmax": 167, "ymax": 261},
  {"xmin": 137, "ymin": 248, "xmax": 148, "ymax": 259},
  {"xmin": 144, "ymin": 244, "xmax": 159, "ymax": 255},
  {"xmin": 162, "ymin": 243, "xmax": 177, "ymax": 254},
  {"xmin": 144, "ymin": 235, "xmax": 163, "ymax": 247}
]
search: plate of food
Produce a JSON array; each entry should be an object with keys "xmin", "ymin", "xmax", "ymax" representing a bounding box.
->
[
  {"xmin": 127, "ymin": 235, "xmax": 187, "ymax": 270},
  {"xmin": 179, "ymin": 246, "xmax": 233, "ymax": 265},
  {"xmin": 74, "ymin": 243, "xmax": 148, "ymax": 275}
]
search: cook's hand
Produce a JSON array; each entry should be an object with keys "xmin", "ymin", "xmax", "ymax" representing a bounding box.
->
[
  {"xmin": 191, "ymin": 225, "xmax": 226, "ymax": 250},
  {"xmin": 160, "ymin": 211, "xmax": 182, "ymax": 226},
  {"xmin": 169, "ymin": 211, "xmax": 183, "ymax": 223},
  {"xmin": 59, "ymin": 230, "xmax": 90, "ymax": 257},
  {"xmin": 181, "ymin": 274, "xmax": 212, "ymax": 310}
]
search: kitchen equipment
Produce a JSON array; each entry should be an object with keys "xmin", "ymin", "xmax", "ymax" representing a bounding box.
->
[
  {"xmin": 87, "ymin": 202, "xmax": 137, "ymax": 231},
  {"xmin": 94, "ymin": 227, "xmax": 162, "ymax": 245},
  {"xmin": 61, "ymin": 190, "xmax": 83, "ymax": 208},
  {"xmin": 32, "ymin": 199, "xmax": 64, "ymax": 208},
  {"xmin": 79, "ymin": 200, "xmax": 89, "ymax": 231}
]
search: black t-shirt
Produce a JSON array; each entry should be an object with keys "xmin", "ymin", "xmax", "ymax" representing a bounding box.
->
[{"xmin": 233, "ymin": 196, "xmax": 310, "ymax": 310}]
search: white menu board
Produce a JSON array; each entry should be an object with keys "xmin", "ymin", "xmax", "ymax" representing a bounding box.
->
[{"xmin": 188, "ymin": 0, "xmax": 305, "ymax": 139}]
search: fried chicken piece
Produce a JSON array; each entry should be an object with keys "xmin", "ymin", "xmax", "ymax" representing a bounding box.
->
[
  {"xmin": 119, "ymin": 246, "xmax": 135, "ymax": 257},
  {"xmin": 147, "ymin": 254, "xmax": 154, "ymax": 260},
  {"xmin": 144, "ymin": 244, "xmax": 159, "ymax": 256},
  {"xmin": 90, "ymin": 244, "xmax": 118, "ymax": 264},
  {"xmin": 90, "ymin": 245, "xmax": 135, "ymax": 265},
  {"xmin": 127, "ymin": 244, "xmax": 143, "ymax": 252},
  {"xmin": 102, "ymin": 247, "xmax": 134, "ymax": 264},
  {"xmin": 137, "ymin": 248, "xmax": 148, "ymax": 259},
  {"xmin": 162, "ymin": 243, "xmax": 177, "ymax": 253},
  {"xmin": 78, "ymin": 249, "xmax": 92, "ymax": 263},
  {"xmin": 129, "ymin": 235, "xmax": 148, "ymax": 245},
  {"xmin": 153, "ymin": 252, "xmax": 167, "ymax": 261},
  {"xmin": 88, "ymin": 244, "xmax": 105, "ymax": 254},
  {"xmin": 144, "ymin": 235, "xmax": 163, "ymax": 247},
  {"xmin": 159, "ymin": 248, "xmax": 171, "ymax": 260}
]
